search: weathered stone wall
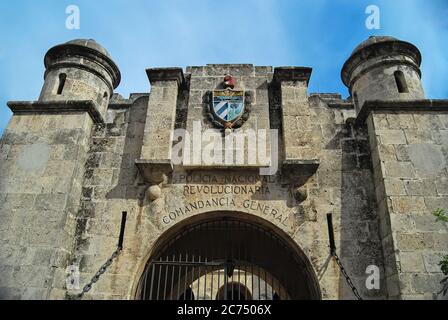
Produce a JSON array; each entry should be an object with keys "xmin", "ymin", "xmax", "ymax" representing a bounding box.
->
[
  {"xmin": 366, "ymin": 109, "xmax": 448, "ymax": 299},
  {"xmin": 65, "ymin": 95, "xmax": 162, "ymax": 299},
  {"xmin": 304, "ymin": 95, "xmax": 385, "ymax": 299},
  {"xmin": 5, "ymin": 63, "xmax": 441, "ymax": 301},
  {"xmin": 0, "ymin": 112, "xmax": 93, "ymax": 299},
  {"xmin": 63, "ymin": 75, "xmax": 386, "ymax": 300},
  {"xmin": 4, "ymin": 34, "xmax": 446, "ymax": 300},
  {"xmin": 141, "ymin": 79, "xmax": 180, "ymax": 162}
]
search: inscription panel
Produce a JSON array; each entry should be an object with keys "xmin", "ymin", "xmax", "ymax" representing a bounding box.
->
[{"xmin": 147, "ymin": 171, "xmax": 301, "ymax": 235}]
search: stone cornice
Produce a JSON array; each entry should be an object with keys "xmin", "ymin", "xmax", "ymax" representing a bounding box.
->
[
  {"xmin": 7, "ymin": 100, "xmax": 104, "ymax": 124},
  {"xmin": 273, "ymin": 67, "xmax": 312, "ymax": 86},
  {"xmin": 282, "ymin": 159, "xmax": 320, "ymax": 172},
  {"xmin": 355, "ymin": 99, "xmax": 448, "ymax": 126},
  {"xmin": 135, "ymin": 159, "xmax": 173, "ymax": 184},
  {"xmin": 146, "ymin": 67, "xmax": 185, "ymax": 86}
]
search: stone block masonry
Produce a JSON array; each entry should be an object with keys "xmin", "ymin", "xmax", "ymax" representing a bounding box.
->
[
  {"xmin": 0, "ymin": 112, "xmax": 94, "ymax": 299},
  {"xmin": 1, "ymin": 36, "xmax": 447, "ymax": 300},
  {"xmin": 365, "ymin": 105, "xmax": 448, "ymax": 299}
]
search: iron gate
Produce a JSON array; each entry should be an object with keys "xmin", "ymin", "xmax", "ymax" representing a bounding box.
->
[
  {"xmin": 136, "ymin": 218, "xmax": 321, "ymax": 300},
  {"xmin": 138, "ymin": 258, "xmax": 283, "ymax": 300}
]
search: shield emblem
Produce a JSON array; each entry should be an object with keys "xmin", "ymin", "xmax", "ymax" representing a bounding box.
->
[{"xmin": 212, "ymin": 89, "xmax": 245, "ymax": 126}]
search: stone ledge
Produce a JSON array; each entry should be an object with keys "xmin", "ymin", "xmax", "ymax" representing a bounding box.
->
[
  {"xmin": 273, "ymin": 67, "xmax": 312, "ymax": 86},
  {"xmin": 107, "ymin": 93, "xmax": 150, "ymax": 107},
  {"xmin": 180, "ymin": 164, "xmax": 271, "ymax": 171},
  {"xmin": 108, "ymin": 93, "xmax": 150, "ymax": 109},
  {"xmin": 309, "ymin": 94, "xmax": 354, "ymax": 109},
  {"xmin": 355, "ymin": 99, "xmax": 448, "ymax": 126},
  {"xmin": 327, "ymin": 101, "xmax": 354, "ymax": 109},
  {"xmin": 7, "ymin": 100, "xmax": 104, "ymax": 123},
  {"xmin": 107, "ymin": 100, "xmax": 134, "ymax": 108},
  {"xmin": 146, "ymin": 67, "xmax": 185, "ymax": 86},
  {"xmin": 135, "ymin": 159, "xmax": 173, "ymax": 184},
  {"xmin": 282, "ymin": 159, "xmax": 320, "ymax": 173},
  {"xmin": 281, "ymin": 159, "xmax": 320, "ymax": 184},
  {"xmin": 310, "ymin": 93, "xmax": 342, "ymax": 100}
]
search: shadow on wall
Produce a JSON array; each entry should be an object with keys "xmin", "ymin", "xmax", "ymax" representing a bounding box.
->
[
  {"xmin": 106, "ymin": 96, "xmax": 150, "ymax": 203},
  {"xmin": 338, "ymin": 120, "xmax": 386, "ymax": 300}
]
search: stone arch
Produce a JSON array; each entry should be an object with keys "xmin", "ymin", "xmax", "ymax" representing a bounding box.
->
[{"xmin": 131, "ymin": 210, "xmax": 321, "ymax": 300}]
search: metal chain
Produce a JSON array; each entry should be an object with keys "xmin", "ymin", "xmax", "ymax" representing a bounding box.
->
[
  {"xmin": 439, "ymin": 276, "xmax": 448, "ymax": 296},
  {"xmin": 76, "ymin": 248, "xmax": 122, "ymax": 299},
  {"xmin": 332, "ymin": 252, "xmax": 363, "ymax": 300}
]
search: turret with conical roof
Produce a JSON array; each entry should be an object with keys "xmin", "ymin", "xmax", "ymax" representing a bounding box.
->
[
  {"xmin": 342, "ymin": 36, "xmax": 425, "ymax": 115},
  {"xmin": 39, "ymin": 39, "xmax": 121, "ymax": 116}
]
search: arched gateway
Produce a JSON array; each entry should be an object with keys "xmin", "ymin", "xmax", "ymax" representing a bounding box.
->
[{"xmin": 134, "ymin": 212, "xmax": 321, "ymax": 300}]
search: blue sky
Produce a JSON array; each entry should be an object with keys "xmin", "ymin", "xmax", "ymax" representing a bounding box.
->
[{"xmin": 0, "ymin": 0, "xmax": 447, "ymax": 134}]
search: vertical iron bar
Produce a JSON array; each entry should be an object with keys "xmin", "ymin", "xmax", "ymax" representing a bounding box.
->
[
  {"xmin": 244, "ymin": 266, "xmax": 248, "ymax": 300},
  {"xmin": 224, "ymin": 264, "xmax": 228, "ymax": 301},
  {"xmin": 211, "ymin": 222, "xmax": 216, "ymax": 300},
  {"xmin": 243, "ymin": 222, "xmax": 248, "ymax": 300},
  {"xmin": 203, "ymin": 264, "xmax": 207, "ymax": 300},
  {"xmin": 156, "ymin": 261, "xmax": 162, "ymax": 300},
  {"xmin": 251, "ymin": 260, "xmax": 254, "ymax": 300},
  {"xmin": 195, "ymin": 226, "xmax": 200, "ymax": 299},
  {"xmin": 142, "ymin": 265, "xmax": 148, "ymax": 300},
  {"xmin": 223, "ymin": 220, "xmax": 227, "ymax": 301},
  {"xmin": 209, "ymin": 222, "xmax": 213, "ymax": 301},
  {"xmin": 163, "ymin": 255, "xmax": 169, "ymax": 300},
  {"xmin": 203, "ymin": 223, "xmax": 207, "ymax": 300},
  {"xmin": 149, "ymin": 263, "xmax": 156, "ymax": 300},
  {"xmin": 170, "ymin": 254, "xmax": 175, "ymax": 300},
  {"xmin": 264, "ymin": 268, "xmax": 268, "ymax": 300},
  {"xmin": 177, "ymin": 253, "xmax": 182, "ymax": 300},
  {"xmin": 210, "ymin": 266, "xmax": 214, "ymax": 301},
  {"xmin": 184, "ymin": 253, "xmax": 188, "ymax": 300},
  {"xmin": 231, "ymin": 277, "xmax": 234, "ymax": 300},
  {"xmin": 231, "ymin": 221, "xmax": 234, "ymax": 301},
  {"xmin": 197, "ymin": 253, "xmax": 201, "ymax": 300},
  {"xmin": 217, "ymin": 268, "xmax": 221, "ymax": 300},
  {"xmin": 191, "ymin": 254, "xmax": 195, "ymax": 300},
  {"xmin": 237, "ymin": 221, "xmax": 241, "ymax": 300}
]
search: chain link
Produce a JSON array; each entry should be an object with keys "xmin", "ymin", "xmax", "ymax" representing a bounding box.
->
[
  {"xmin": 76, "ymin": 248, "xmax": 121, "ymax": 299},
  {"xmin": 332, "ymin": 251, "xmax": 363, "ymax": 300},
  {"xmin": 74, "ymin": 243, "xmax": 364, "ymax": 300},
  {"xmin": 439, "ymin": 276, "xmax": 448, "ymax": 296}
]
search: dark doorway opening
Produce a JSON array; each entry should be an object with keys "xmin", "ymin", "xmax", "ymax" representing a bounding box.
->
[{"xmin": 136, "ymin": 215, "xmax": 321, "ymax": 300}]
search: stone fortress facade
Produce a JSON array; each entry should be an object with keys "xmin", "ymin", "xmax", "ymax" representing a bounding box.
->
[{"xmin": 0, "ymin": 36, "xmax": 447, "ymax": 300}]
